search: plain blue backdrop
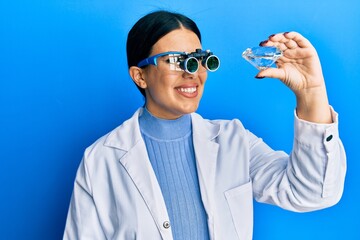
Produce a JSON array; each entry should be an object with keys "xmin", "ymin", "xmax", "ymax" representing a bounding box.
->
[{"xmin": 1, "ymin": 0, "xmax": 359, "ymax": 239}]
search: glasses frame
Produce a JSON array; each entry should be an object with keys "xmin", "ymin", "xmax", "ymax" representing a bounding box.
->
[
  {"xmin": 137, "ymin": 49, "xmax": 220, "ymax": 74},
  {"xmin": 137, "ymin": 51, "xmax": 185, "ymax": 68}
]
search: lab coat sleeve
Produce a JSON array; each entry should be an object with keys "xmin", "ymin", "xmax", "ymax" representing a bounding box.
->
[
  {"xmin": 249, "ymin": 107, "xmax": 346, "ymax": 212},
  {"xmin": 63, "ymin": 159, "xmax": 106, "ymax": 240}
]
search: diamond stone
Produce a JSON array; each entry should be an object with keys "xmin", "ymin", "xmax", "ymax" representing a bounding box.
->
[{"xmin": 242, "ymin": 46, "xmax": 282, "ymax": 70}]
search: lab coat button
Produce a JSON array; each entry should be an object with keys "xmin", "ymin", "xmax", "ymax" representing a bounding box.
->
[
  {"xmin": 326, "ymin": 135, "xmax": 333, "ymax": 142},
  {"xmin": 163, "ymin": 221, "xmax": 170, "ymax": 229}
]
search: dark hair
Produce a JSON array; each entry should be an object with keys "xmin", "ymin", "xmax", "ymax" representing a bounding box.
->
[{"xmin": 126, "ymin": 10, "xmax": 202, "ymax": 97}]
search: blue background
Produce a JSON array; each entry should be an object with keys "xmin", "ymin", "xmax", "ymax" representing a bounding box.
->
[{"xmin": 1, "ymin": 0, "xmax": 359, "ymax": 239}]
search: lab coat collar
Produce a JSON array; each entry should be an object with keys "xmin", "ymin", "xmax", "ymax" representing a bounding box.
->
[
  {"xmin": 103, "ymin": 108, "xmax": 221, "ymax": 151},
  {"xmin": 103, "ymin": 108, "xmax": 144, "ymax": 151}
]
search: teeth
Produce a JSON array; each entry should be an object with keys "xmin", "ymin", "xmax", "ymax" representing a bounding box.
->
[{"xmin": 178, "ymin": 87, "xmax": 197, "ymax": 93}]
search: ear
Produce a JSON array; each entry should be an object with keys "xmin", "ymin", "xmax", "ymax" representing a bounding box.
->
[{"xmin": 129, "ymin": 66, "xmax": 147, "ymax": 89}]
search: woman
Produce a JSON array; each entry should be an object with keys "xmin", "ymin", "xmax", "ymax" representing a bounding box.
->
[{"xmin": 63, "ymin": 10, "xmax": 346, "ymax": 240}]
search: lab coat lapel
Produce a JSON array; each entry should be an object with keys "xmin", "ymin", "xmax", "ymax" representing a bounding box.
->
[
  {"xmin": 191, "ymin": 113, "xmax": 220, "ymax": 217},
  {"xmin": 104, "ymin": 108, "xmax": 173, "ymax": 240},
  {"xmin": 121, "ymin": 141, "xmax": 173, "ymax": 239}
]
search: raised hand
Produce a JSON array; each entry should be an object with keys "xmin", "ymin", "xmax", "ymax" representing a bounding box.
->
[{"xmin": 257, "ymin": 32, "xmax": 332, "ymax": 123}]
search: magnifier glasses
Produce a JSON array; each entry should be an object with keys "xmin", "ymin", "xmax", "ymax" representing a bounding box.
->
[
  {"xmin": 180, "ymin": 49, "xmax": 220, "ymax": 74},
  {"xmin": 137, "ymin": 49, "xmax": 220, "ymax": 74}
]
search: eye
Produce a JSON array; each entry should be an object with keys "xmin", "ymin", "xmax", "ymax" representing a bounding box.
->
[{"xmin": 165, "ymin": 55, "xmax": 182, "ymax": 64}]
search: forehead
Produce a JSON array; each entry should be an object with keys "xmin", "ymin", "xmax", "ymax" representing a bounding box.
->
[{"xmin": 151, "ymin": 28, "xmax": 202, "ymax": 55}]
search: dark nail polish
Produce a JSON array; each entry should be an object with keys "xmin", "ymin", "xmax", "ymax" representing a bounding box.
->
[
  {"xmin": 255, "ymin": 75, "xmax": 265, "ymax": 79},
  {"xmin": 284, "ymin": 31, "xmax": 290, "ymax": 35},
  {"xmin": 269, "ymin": 34, "xmax": 275, "ymax": 38},
  {"xmin": 259, "ymin": 40, "xmax": 268, "ymax": 46}
]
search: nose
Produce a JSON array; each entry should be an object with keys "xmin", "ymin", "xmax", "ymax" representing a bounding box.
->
[{"xmin": 182, "ymin": 70, "xmax": 198, "ymax": 80}]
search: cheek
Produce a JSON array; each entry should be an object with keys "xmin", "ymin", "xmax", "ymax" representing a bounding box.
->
[
  {"xmin": 146, "ymin": 73, "xmax": 177, "ymax": 96},
  {"xmin": 199, "ymin": 72, "xmax": 208, "ymax": 84}
]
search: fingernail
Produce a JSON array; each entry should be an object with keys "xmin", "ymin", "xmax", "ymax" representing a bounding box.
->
[
  {"xmin": 259, "ymin": 40, "xmax": 268, "ymax": 46},
  {"xmin": 255, "ymin": 75, "xmax": 265, "ymax": 79},
  {"xmin": 269, "ymin": 34, "xmax": 275, "ymax": 38},
  {"xmin": 284, "ymin": 31, "xmax": 290, "ymax": 36}
]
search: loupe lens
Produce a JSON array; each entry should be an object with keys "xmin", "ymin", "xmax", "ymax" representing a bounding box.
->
[
  {"xmin": 204, "ymin": 55, "xmax": 220, "ymax": 72},
  {"xmin": 184, "ymin": 57, "xmax": 199, "ymax": 73}
]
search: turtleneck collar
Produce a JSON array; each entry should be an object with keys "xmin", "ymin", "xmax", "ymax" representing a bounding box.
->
[{"xmin": 138, "ymin": 107, "xmax": 192, "ymax": 141}]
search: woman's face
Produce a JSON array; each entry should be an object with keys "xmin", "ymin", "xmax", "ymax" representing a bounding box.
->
[{"xmin": 142, "ymin": 28, "xmax": 207, "ymax": 119}]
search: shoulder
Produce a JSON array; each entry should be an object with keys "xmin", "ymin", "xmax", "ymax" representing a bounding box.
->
[
  {"xmin": 213, "ymin": 118, "xmax": 246, "ymax": 132},
  {"xmin": 82, "ymin": 108, "xmax": 143, "ymax": 165},
  {"xmin": 192, "ymin": 112, "xmax": 246, "ymax": 131},
  {"xmin": 191, "ymin": 112, "xmax": 247, "ymax": 140}
]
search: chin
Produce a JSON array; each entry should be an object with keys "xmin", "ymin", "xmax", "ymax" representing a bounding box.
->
[{"xmin": 181, "ymin": 103, "xmax": 199, "ymax": 114}]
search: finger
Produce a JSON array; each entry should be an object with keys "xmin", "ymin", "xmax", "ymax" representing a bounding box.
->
[
  {"xmin": 262, "ymin": 32, "xmax": 311, "ymax": 49},
  {"xmin": 262, "ymin": 33, "xmax": 315, "ymax": 61},
  {"xmin": 283, "ymin": 47, "xmax": 313, "ymax": 59},
  {"xmin": 260, "ymin": 34, "xmax": 298, "ymax": 52},
  {"xmin": 260, "ymin": 32, "xmax": 287, "ymax": 45},
  {"xmin": 275, "ymin": 43, "xmax": 288, "ymax": 52},
  {"xmin": 266, "ymin": 32, "xmax": 291, "ymax": 43},
  {"xmin": 275, "ymin": 57, "xmax": 294, "ymax": 65},
  {"xmin": 255, "ymin": 67, "xmax": 286, "ymax": 80},
  {"xmin": 283, "ymin": 32, "xmax": 313, "ymax": 48},
  {"xmin": 283, "ymin": 39, "xmax": 298, "ymax": 49}
]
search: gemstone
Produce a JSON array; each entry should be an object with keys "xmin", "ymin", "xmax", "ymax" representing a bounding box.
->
[{"xmin": 242, "ymin": 46, "xmax": 282, "ymax": 70}]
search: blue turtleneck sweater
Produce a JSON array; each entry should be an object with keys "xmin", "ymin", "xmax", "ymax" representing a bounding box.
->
[{"xmin": 139, "ymin": 108, "xmax": 209, "ymax": 240}]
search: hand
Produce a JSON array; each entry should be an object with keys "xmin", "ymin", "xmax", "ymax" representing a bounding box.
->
[
  {"xmin": 257, "ymin": 32, "xmax": 332, "ymax": 123},
  {"xmin": 257, "ymin": 31, "xmax": 324, "ymax": 94}
]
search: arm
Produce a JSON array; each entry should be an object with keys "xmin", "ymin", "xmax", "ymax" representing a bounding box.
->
[
  {"xmin": 249, "ymin": 108, "xmax": 346, "ymax": 212},
  {"xmin": 63, "ymin": 159, "xmax": 106, "ymax": 240},
  {"xmin": 251, "ymin": 33, "xmax": 346, "ymax": 210}
]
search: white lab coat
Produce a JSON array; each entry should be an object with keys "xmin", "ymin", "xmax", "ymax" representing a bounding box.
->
[{"xmin": 64, "ymin": 107, "xmax": 346, "ymax": 240}]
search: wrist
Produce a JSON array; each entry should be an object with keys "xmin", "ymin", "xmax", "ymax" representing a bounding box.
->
[{"xmin": 295, "ymin": 85, "xmax": 332, "ymax": 123}]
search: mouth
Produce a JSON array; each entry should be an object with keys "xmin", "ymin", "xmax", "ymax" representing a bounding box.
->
[{"xmin": 175, "ymin": 86, "xmax": 199, "ymax": 97}]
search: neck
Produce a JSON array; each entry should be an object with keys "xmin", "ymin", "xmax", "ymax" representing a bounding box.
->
[{"xmin": 139, "ymin": 107, "xmax": 192, "ymax": 140}]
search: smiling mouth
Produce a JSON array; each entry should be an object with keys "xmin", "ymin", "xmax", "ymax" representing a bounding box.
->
[{"xmin": 176, "ymin": 87, "xmax": 197, "ymax": 94}]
